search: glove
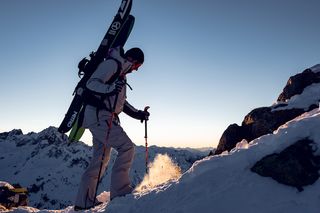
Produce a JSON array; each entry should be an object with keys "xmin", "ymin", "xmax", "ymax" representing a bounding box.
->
[
  {"xmin": 110, "ymin": 79, "xmax": 126, "ymax": 95},
  {"xmin": 138, "ymin": 110, "xmax": 150, "ymax": 122}
]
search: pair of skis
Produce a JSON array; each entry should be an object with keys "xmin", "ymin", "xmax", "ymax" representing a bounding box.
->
[{"xmin": 58, "ymin": 0, "xmax": 134, "ymax": 139}]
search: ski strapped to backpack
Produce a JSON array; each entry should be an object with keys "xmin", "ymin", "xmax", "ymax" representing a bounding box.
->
[{"xmin": 58, "ymin": 0, "xmax": 135, "ymax": 142}]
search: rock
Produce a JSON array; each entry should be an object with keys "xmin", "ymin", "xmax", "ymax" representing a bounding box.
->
[
  {"xmin": 215, "ymin": 124, "xmax": 249, "ymax": 155},
  {"xmin": 243, "ymin": 107, "xmax": 305, "ymax": 139},
  {"xmin": 215, "ymin": 107, "xmax": 304, "ymax": 155},
  {"xmin": 214, "ymin": 64, "xmax": 320, "ymax": 155},
  {"xmin": 277, "ymin": 69, "xmax": 320, "ymax": 102},
  {"xmin": 251, "ymin": 138, "xmax": 320, "ymax": 191}
]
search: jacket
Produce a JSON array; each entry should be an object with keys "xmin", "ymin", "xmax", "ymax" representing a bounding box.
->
[{"xmin": 82, "ymin": 47, "xmax": 139, "ymax": 127}]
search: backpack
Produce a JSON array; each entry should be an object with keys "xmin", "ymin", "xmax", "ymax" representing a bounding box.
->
[
  {"xmin": 67, "ymin": 57, "xmax": 122, "ymax": 142},
  {"xmin": 0, "ymin": 182, "xmax": 28, "ymax": 209}
]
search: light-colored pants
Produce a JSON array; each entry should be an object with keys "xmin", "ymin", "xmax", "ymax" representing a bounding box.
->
[{"xmin": 75, "ymin": 120, "xmax": 135, "ymax": 208}]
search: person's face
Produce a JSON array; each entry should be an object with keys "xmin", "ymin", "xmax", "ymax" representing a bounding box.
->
[{"xmin": 127, "ymin": 57, "xmax": 142, "ymax": 71}]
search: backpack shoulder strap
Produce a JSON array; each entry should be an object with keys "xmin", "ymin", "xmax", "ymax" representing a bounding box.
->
[{"xmin": 105, "ymin": 57, "xmax": 122, "ymax": 84}]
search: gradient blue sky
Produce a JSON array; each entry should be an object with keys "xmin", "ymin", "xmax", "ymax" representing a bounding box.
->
[{"xmin": 1, "ymin": 0, "xmax": 319, "ymax": 148}]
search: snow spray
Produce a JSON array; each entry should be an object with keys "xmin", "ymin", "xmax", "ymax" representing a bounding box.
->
[{"xmin": 135, "ymin": 154, "xmax": 182, "ymax": 194}]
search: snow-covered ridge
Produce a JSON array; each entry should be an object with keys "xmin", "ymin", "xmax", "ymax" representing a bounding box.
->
[{"xmin": 0, "ymin": 127, "xmax": 208, "ymax": 209}]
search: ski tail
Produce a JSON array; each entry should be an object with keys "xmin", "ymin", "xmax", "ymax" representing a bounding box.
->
[
  {"xmin": 68, "ymin": 106, "xmax": 85, "ymax": 142},
  {"xmin": 58, "ymin": 90, "xmax": 83, "ymax": 134},
  {"xmin": 68, "ymin": 121, "xmax": 85, "ymax": 143}
]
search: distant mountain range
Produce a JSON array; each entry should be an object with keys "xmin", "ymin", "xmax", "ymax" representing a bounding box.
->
[{"xmin": 0, "ymin": 127, "xmax": 209, "ymax": 209}]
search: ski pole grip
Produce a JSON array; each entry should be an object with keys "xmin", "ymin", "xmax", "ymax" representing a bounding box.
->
[
  {"xmin": 144, "ymin": 106, "xmax": 150, "ymax": 113},
  {"xmin": 141, "ymin": 106, "xmax": 150, "ymax": 123}
]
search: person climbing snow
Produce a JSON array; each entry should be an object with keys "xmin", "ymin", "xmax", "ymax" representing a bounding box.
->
[{"xmin": 74, "ymin": 46, "xmax": 149, "ymax": 211}]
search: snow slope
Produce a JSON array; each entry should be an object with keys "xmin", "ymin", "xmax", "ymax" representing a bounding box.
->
[{"xmin": 101, "ymin": 109, "xmax": 320, "ymax": 213}]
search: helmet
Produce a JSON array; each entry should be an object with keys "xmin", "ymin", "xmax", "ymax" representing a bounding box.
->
[{"xmin": 124, "ymin": 48, "xmax": 144, "ymax": 64}]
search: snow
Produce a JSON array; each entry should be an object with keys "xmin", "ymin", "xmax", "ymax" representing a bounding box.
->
[
  {"xmin": 272, "ymin": 83, "xmax": 320, "ymax": 111},
  {"xmin": 4, "ymin": 108, "xmax": 320, "ymax": 213},
  {"xmin": 234, "ymin": 139, "xmax": 249, "ymax": 150},
  {"xmin": 135, "ymin": 153, "xmax": 181, "ymax": 195},
  {"xmin": 310, "ymin": 64, "xmax": 320, "ymax": 73},
  {"xmin": 0, "ymin": 181, "xmax": 14, "ymax": 190}
]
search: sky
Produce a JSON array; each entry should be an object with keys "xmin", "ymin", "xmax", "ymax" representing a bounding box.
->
[{"xmin": 0, "ymin": 0, "xmax": 320, "ymax": 148}]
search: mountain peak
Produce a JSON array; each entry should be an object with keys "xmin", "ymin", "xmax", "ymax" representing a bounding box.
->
[{"xmin": 0, "ymin": 129, "xmax": 23, "ymax": 140}]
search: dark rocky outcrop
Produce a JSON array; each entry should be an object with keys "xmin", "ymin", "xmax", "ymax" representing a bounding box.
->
[
  {"xmin": 251, "ymin": 138, "xmax": 320, "ymax": 191},
  {"xmin": 214, "ymin": 124, "xmax": 250, "ymax": 154},
  {"xmin": 277, "ymin": 69, "xmax": 320, "ymax": 102},
  {"xmin": 214, "ymin": 66, "xmax": 320, "ymax": 155},
  {"xmin": 214, "ymin": 107, "xmax": 307, "ymax": 155}
]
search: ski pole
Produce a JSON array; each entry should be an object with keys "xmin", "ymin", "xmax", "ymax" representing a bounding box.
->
[
  {"xmin": 143, "ymin": 106, "xmax": 150, "ymax": 174},
  {"xmin": 145, "ymin": 119, "xmax": 148, "ymax": 174}
]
